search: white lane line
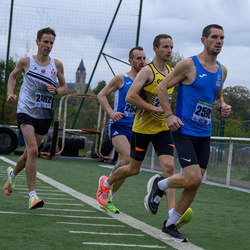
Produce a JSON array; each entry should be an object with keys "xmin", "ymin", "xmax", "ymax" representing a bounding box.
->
[
  {"xmin": 82, "ymin": 242, "xmax": 166, "ymax": 248},
  {"xmin": 39, "ymin": 197, "xmax": 75, "ymax": 201},
  {"xmin": 56, "ymin": 222, "xmax": 124, "ymax": 227},
  {"xmin": 0, "ymin": 156, "xmax": 204, "ymax": 250},
  {"xmin": 44, "ymin": 202, "xmax": 84, "ymax": 206},
  {"xmin": 17, "ymin": 188, "xmax": 62, "ymax": 192},
  {"xmin": 18, "ymin": 192, "xmax": 67, "ymax": 196},
  {"xmin": 0, "ymin": 211, "xmax": 113, "ymax": 219},
  {"xmin": 42, "ymin": 208, "xmax": 94, "ymax": 212},
  {"xmin": 70, "ymin": 231, "xmax": 144, "ymax": 236}
]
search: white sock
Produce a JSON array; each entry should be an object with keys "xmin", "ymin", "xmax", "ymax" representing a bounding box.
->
[
  {"xmin": 29, "ymin": 191, "xmax": 36, "ymax": 197},
  {"xmin": 10, "ymin": 171, "xmax": 16, "ymax": 178},
  {"xmin": 168, "ymin": 208, "xmax": 174, "ymax": 217},
  {"xmin": 104, "ymin": 179, "xmax": 111, "ymax": 188},
  {"xmin": 165, "ymin": 209, "xmax": 182, "ymax": 227},
  {"xmin": 157, "ymin": 178, "xmax": 169, "ymax": 191}
]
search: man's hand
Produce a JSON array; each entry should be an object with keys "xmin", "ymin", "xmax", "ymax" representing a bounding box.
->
[
  {"xmin": 110, "ymin": 111, "xmax": 124, "ymax": 122},
  {"xmin": 7, "ymin": 94, "xmax": 17, "ymax": 103},
  {"xmin": 221, "ymin": 104, "xmax": 231, "ymax": 117},
  {"xmin": 166, "ymin": 114, "xmax": 184, "ymax": 131},
  {"xmin": 46, "ymin": 84, "xmax": 57, "ymax": 95}
]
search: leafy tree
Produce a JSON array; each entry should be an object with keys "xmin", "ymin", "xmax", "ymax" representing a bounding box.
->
[
  {"xmin": 223, "ymin": 86, "xmax": 250, "ymax": 121},
  {"xmin": 224, "ymin": 118, "xmax": 244, "ymax": 137},
  {"xmin": 211, "ymin": 85, "xmax": 250, "ymax": 137},
  {"xmin": 0, "ymin": 58, "xmax": 23, "ymax": 125},
  {"xmin": 92, "ymin": 80, "xmax": 106, "ymax": 95},
  {"xmin": 168, "ymin": 51, "xmax": 183, "ymax": 68}
]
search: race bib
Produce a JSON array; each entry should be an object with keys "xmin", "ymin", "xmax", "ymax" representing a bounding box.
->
[
  {"xmin": 124, "ymin": 103, "xmax": 137, "ymax": 118},
  {"xmin": 192, "ymin": 100, "xmax": 213, "ymax": 125},
  {"xmin": 35, "ymin": 90, "xmax": 53, "ymax": 109}
]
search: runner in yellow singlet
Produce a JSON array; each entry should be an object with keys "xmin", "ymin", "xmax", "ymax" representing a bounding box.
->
[{"xmin": 97, "ymin": 34, "xmax": 193, "ymax": 239}]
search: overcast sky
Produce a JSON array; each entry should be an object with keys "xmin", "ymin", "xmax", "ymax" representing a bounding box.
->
[
  {"xmin": 140, "ymin": 0, "xmax": 250, "ymax": 89},
  {"xmin": 1, "ymin": 0, "xmax": 250, "ymax": 90}
]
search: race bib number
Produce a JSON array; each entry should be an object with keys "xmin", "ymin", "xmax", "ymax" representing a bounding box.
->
[
  {"xmin": 124, "ymin": 103, "xmax": 137, "ymax": 117},
  {"xmin": 192, "ymin": 100, "xmax": 213, "ymax": 125},
  {"xmin": 35, "ymin": 90, "xmax": 53, "ymax": 109}
]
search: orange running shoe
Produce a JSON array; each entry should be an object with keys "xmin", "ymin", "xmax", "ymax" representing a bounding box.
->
[
  {"xmin": 96, "ymin": 176, "xmax": 110, "ymax": 206},
  {"xmin": 29, "ymin": 194, "xmax": 44, "ymax": 210},
  {"xmin": 3, "ymin": 167, "xmax": 15, "ymax": 195}
]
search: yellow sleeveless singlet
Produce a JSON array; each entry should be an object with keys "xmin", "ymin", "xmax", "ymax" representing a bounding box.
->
[{"xmin": 132, "ymin": 62, "xmax": 174, "ymax": 134}]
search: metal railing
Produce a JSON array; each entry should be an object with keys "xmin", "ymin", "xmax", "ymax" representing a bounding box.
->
[{"xmin": 142, "ymin": 137, "xmax": 250, "ymax": 189}]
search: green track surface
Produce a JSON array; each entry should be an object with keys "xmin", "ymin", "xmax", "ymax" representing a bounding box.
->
[{"xmin": 0, "ymin": 155, "xmax": 249, "ymax": 250}]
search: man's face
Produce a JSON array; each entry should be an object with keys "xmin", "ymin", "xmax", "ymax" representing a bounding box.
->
[
  {"xmin": 203, "ymin": 28, "xmax": 224, "ymax": 56},
  {"xmin": 36, "ymin": 33, "xmax": 55, "ymax": 56},
  {"xmin": 130, "ymin": 50, "xmax": 146, "ymax": 72},
  {"xmin": 154, "ymin": 38, "xmax": 173, "ymax": 62}
]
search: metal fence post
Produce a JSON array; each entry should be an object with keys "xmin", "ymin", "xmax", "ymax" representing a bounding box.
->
[{"xmin": 226, "ymin": 139, "xmax": 233, "ymax": 185}]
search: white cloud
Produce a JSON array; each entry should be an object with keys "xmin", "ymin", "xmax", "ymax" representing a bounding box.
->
[{"xmin": 1, "ymin": 0, "xmax": 250, "ymax": 90}]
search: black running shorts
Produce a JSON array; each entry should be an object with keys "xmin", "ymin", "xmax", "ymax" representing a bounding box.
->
[
  {"xmin": 17, "ymin": 113, "xmax": 52, "ymax": 136},
  {"xmin": 130, "ymin": 130, "xmax": 174, "ymax": 161},
  {"xmin": 173, "ymin": 132, "xmax": 210, "ymax": 170}
]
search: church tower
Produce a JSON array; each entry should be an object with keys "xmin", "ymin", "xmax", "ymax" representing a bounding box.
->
[{"xmin": 75, "ymin": 59, "xmax": 86, "ymax": 93}]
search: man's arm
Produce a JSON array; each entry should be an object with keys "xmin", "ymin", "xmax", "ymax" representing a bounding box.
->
[
  {"xmin": 126, "ymin": 66, "xmax": 163, "ymax": 113},
  {"xmin": 97, "ymin": 74, "xmax": 124, "ymax": 122},
  {"xmin": 158, "ymin": 59, "xmax": 192, "ymax": 130},
  {"xmin": 7, "ymin": 57, "xmax": 28, "ymax": 103},
  {"xmin": 214, "ymin": 64, "xmax": 231, "ymax": 117},
  {"xmin": 49, "ymin": 59, "xmax": 67, "ymax": 95}
]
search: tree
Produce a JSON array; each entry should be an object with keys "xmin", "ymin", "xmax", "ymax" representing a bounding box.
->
[
  {"xmin": 0, "ymin": 58, "xmax": 23, "ymax": 125},
  {"xmin": 168, "ymin": 51, "xmax": 183, "ymax": 68},
  {"xmin": 211, "ymin": 85, "xmax": 250, "ymax": 138},
  {"xmin": 223, "ymin": 86, "xmax": 250, "ymax": 121},
  {"xmin": 92, "ymin": 80, "xmax": 106, "ymax": 95}
]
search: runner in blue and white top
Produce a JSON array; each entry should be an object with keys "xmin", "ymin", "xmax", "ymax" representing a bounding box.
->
[
  {"xmin": 156, "ymin": 24, "xmax": 232, "ymax": 241},
  {"xmin": 97, "ymin": 46, "xmax": 146, "ymax": 213},
  {"xmin": 110, "ymin": 73, "xmax": 136, "ymax": 127}
]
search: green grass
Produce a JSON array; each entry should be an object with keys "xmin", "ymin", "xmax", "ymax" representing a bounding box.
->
[{"xmin": 0, "ymin": 155, "xmax": 250, "ymax": 250}]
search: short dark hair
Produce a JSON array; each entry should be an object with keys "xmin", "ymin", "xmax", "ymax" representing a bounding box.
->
[
  {"xmin": 153, "ymin": 34, "xmax": 172, "ymax": 48},
  {"xmin": 202, "ymin": 24, "xmax": 223, "ymax": 38},
  {"xmin": 37, "ymin": 27, "xmax": 56, "ymax": 41},
  {"xmin": 129, "ymin": 46, "xmax": 144, "ymax": 59}
]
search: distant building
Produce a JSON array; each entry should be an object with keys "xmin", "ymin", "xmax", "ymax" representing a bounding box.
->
[
  {"xmin": 66, "ymin": 59, "xmax": 87, "ymax": 93},
  {"xmin": 75, "ymin": 59, "xmax": 86, "ymax": 93}
]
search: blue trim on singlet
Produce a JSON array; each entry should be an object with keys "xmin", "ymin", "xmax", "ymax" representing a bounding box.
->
[{"xmin": 109, "ymin": 73, "xmax": 135, "ymax": 126}]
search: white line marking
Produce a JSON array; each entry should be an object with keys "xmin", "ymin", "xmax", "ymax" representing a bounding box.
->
[
  {"xmin": 0, "ymin": 211, "xmax": 114, "ymax": 219},
  {"xmin": 17, "ymin": 188, "xmax": 62, "ymax": 192},
  {"xmin": 57, "ymin": 222, "xmax": 124, "ymax": 227},
  {"xmin": 40, "ymin": 197, "xmax": 75, "ymax": 201},
  {"xmin": 44, "ymin": 202, "xmax": 84, "ymax": 206},
  {"xmin": 70, "ymin": 231, "xmax": 144, "ymax": 236},
  {"xmin": 82, "ymin": 242, "xmax": 166, "ymax": 248},
  {"xmin": 18, "ymin": 191, "xmax": 67, "ymax": 196},
  {"xmin": 42, "ymin": 208, "xmax": 94, "ymax": 212}
]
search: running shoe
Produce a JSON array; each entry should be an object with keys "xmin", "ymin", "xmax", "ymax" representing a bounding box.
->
[
  {"xmin": 96, "ymin": 176, "xmax": 110, "ymax": 206},
  {"xmin": 144, "ymin": 174, "xmax": 165, "ymax": 214},
  {"xmin": 176, "ymin": 207, "xmax": 193, "ymax": 229},
  {"xmin": 160, "ymin": 222, "xmax": 188, "ymax": 242},
  {"xmin": 29, "ymin": 194, "xmax": 44, "ymax": 210},
  {"xmin": 3, "ymin": 167, "xmax": 16, "ymax": 195},
  {"xmin": 101, "ymin": 195, "xmax": 120, "ymax": 213}
]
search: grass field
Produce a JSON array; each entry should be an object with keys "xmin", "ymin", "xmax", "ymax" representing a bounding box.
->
[{"xmin": 0, "ymin": 155, "xmax": 249, "ymax": 250}]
